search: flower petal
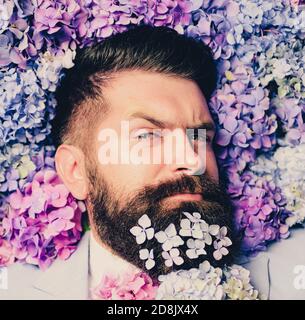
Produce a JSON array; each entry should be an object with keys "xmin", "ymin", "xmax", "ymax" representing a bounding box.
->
[
  {"xmin": 138, "ymin": 214, "xmax": 151, "ymax": 228},
  {"xmin": 136, "ymin": 232, "xmax": 146, "ymax": 245},
  {"xmin": 155, "ymin": 231, "xmax": 167, "ymax": 243},
  {"xmin": 130, "ymin": 226, "xmax": 142, "ymax": 237}
]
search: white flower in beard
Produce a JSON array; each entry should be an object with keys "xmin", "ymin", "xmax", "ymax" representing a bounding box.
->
[
  {"xmin": 213, "ymin": 240, "xmax": 231, "ymax": 261},
  {"xmin": 162, "ymin": 248, "xmax": 184, "ymax": 267},
  {"xmin": 186, "ymin": 239, "xmax": 207, "ymax": 259},
  {"xmin": 215, "ymin": 226, "xmax": 232, "ymax": 245},
  {"xmin": 130, "ymin": 214, "xmax": 154, "ymax": 244},
  {"xmin": 179, "ymin": 212, "xmax": 205, "ymax": 239},
  {"xmin": 155, "ymin": 223, "xmax": 184, "ymax": 251},
  {"xmin": 139, "ymin": 249, "xmax": 155, "ymax": 270}
]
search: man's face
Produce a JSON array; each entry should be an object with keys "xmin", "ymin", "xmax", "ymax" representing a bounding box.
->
[
  {"xmin": 92, "ymin": 70, "xmax": 219, "ymax": 204},
  {"xmin": 85, "ymin": 70, "xmax": 234, "ymax": 278}
]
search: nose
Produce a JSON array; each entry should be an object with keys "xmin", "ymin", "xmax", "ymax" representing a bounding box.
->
[{"xmin": 164, "ymin": 129, "xmax": 206, "ymax": 176}]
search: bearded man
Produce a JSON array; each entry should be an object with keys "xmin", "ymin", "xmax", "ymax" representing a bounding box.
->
[{"xmin": 2, "ymin": 24, "xmax": 304, "ymax": 300}]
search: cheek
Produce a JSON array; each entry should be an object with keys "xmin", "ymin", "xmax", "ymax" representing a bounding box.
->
[{"xmin": 97, "ymin": 163, "xmax": 161, "ymax": 194}]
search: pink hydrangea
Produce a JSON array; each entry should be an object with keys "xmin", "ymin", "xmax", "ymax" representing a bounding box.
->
[
  {"xmin": 0, "ymin": 239, "xmax": 14, "ymax": 267},
  {"xmin": 2, "ymin": 169, "xmax": 86, "ymax": 270},
  {"xmin": 92, "ymin": 271, "xmax": 158, "ymax": 300}
]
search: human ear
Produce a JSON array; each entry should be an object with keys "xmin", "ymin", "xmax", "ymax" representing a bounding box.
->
[{"xmin": 54, "ymin": 144, "xmax": 89, "ymax": 200}]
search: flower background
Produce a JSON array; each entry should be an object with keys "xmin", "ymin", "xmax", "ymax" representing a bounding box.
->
[{"xmin": 0, "ymin": 0, "xmax": 305, "ymax": 268}]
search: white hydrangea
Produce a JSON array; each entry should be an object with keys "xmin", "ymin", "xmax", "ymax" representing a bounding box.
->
[
  {"xmin": 157, "ymin": 261, "xmax": 261, "ymax": 300},
  {"xmin": 156, "ymin": 260, "xmax": 225, "ymax": 300},
  {"xmin": 273, "ymin": 143, "xmax": 305, "ymax": 225},
  {"xmin": 251, "ymin": 142, "xmax": 305, "ymax": 226},
  {"xmin": 223, "ymin": 265, "xmax": 261, "ymax": 300},
  {"xmin": 36, "ymin": 49, "xmax": 76, "ymax": 92}
]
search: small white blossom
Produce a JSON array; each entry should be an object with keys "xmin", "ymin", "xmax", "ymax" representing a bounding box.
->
[
  {"xmin": 162, "ymin": 248, "xmax": 184, "ymax": 267},
  {"xmin": 179, "ymin": 212, "xmax": 207, "ymax": 239},
  {"xmin": 209, "ymin": 224, "xmax": 220, "ymax": 236},
  {"xmin": 182, "ymin": 211, "xmax": 204, "ymax": 224},
  {"xmin": 200, "ymin": 222, "xmax": 214, "ymax": 245},
  {"xmin": 186, "ymin": 239, "xmax": 207, "ymax": 259},
  {"xmin": 36, "ymin": 49, "xmax": 76, "ymax": 92},
  {"xmin": 179, "ymin": 218, "xmax": 204, "ymax": 239},
  {"xmin": 155, "ymin": 223, "xmax": 184, "ymax": 251},
  {"xmin": 215, "ymin": 227, "xmax": 233, "ymax": 246},
  {"xmin": 272, "ymin": 58, "xmax": 292, "ymax": 80},
  {"xmin": 130, "ymin": 214, "xmax": 154, "ymax": 245},
  {"xmin": 139, "ymin": 249, "xmax": 155, "ymax": 270},
  {"xmin": 213, "ymin": 239, "xmax": 230, "ymax": 261}
]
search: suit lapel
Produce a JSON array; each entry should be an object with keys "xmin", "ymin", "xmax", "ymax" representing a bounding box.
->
[{"xmin": 32, "ymin": 231, "xmax": 90, "ymax": 299}]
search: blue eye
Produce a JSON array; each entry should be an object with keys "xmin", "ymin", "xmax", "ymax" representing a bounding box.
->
[
  {"xmin": 188, "ymin": 131, "xmax": 211, "ymax": 143},
  {"xmin": 136, "ymin": 131, "xmax": 162, "ymax": 141},
  {"xmin": 137, "ymin": 132, "xmax": 154, "ymax": 140}
]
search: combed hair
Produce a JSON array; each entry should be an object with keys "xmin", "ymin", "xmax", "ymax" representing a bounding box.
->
[{"xmin": 51, "ymin": 24, "xmax": 218, "ymax": 151}]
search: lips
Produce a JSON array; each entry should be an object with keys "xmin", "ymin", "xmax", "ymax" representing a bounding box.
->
[{"xmin": 166, "ymin": 193, "xmax": 203, "ymax": 201}]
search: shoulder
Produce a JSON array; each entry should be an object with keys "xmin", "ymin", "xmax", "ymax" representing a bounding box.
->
[
  {"xmin": 244, "ymin": 226, "xmax": 305, "ymax": 300},
  {"xmin": 0, "ymin": 262, "xmax": 42, "ymax": 300},
  {"xmin": 0, "ymin": 232, "xmax": 90, "ymax": 299}
]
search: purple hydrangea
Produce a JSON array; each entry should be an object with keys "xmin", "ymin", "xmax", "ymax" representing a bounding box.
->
[{"xmin": 229, "ymin": 170, "xmax": 291, "ymax": 253}]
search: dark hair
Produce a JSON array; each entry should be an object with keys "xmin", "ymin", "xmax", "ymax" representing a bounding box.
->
[{"xmin": 51, "ymin": 24, "xmax": 218, "ymax": 150}]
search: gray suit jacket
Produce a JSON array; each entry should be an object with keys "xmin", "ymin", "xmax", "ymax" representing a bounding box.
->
[
  {"xmin": 1, "ymin": 228, "xmax": 305, "ymax": 300},
  {"xmin": 243, "ymin": 226, "xmax": 305, "ymax": 300},
  {"xmin": 0, "ymin": 232, "xmax": 90, "ymax": 300}
]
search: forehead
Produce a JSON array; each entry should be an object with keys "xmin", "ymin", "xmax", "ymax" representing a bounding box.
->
[{"xmin": 101, "ymin": 69, "xmax": 213, "ymax": 127}]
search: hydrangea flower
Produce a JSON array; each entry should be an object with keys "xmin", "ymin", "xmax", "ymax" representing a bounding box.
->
[
  {"xmin": 251, "ymin": 142, "xmax": 305, "ymax": 226},
  {"xmin": 157, "ymin": 260, "xmax": 261, "ymax": 300},
  {"xmin": 211, "ymin": 83, "xmax": 277, "ymax": 172},
  {"xmin": 162, "ymin": 248, "xmax": 184, "ymax": 267},
  {"xmin": 0, "ymin": 64, "xmax": 57, "ymax": 177},
  {"xmin": 231, "ymin": 169, "xmax": 291, "ymax": 253},
  {"xmin": 186, "ymin": 238, "xmax": 207, "ymax": 259},
  {"xmin": 155, "ymin": 223, "xmax": 184, "ymax": 251},
  {"xmin": 91, "ymin": 260, "xmax": 261, "ymax": 300},
  {"xmin": 92, "ymin": 270, "xmax": 158, "ymax": 300},
  {"xmin": 157, "ymin": 260, "xmax": 225, "ymax": 300},
  {"xmin": 223, "ymin": 264, "xmax": 261, "ymax": 300},
  {"xmin": 0, "ymin": 238, "xmax": 14, "ymax": 266},
  {"xmin": 139, "ymin": 248, "xmax": 155, "ymax": 270},
  {"xmin": 1, "ymin": 168, "xmax": 85, "ymax": 269},
  {"xmin": 0, "ymin": 0, "xmax": 37, "ymax": 68},
  {"xmin": 213, "ymin": 239, "xmax": 229, "ymax": 261},
  {"xmin": 0, "ymin": 0, "xmax": 14, "ymax": 34},
  {"xmin": 179, "ymin": 211, "xmax": 206, "ymax": 239},
  {"xmin": 130, "ymin": 214, "xmax": 154, "ymax": 245},
  {"xmin": 213, "ymin": 226, "xmax": 232, "ymax": 260},
  {"xmin": 36, "ymin": 49, "xmax": 75, "ymax": 92}
]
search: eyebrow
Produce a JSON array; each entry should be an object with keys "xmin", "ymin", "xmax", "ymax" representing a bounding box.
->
[{"xmin": 128, "ymin": 111, "xmax": 216, "ymax": 132}]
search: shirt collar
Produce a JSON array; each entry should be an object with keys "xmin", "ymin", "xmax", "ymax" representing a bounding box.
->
[{"xmin": 88, "ymin": 232, "xmax": 140, "ymax": 289}]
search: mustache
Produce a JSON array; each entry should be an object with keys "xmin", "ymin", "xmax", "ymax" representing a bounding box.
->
[{"xmin": 132, "ymin": 173, "xmax": 228, "ymax": 204}]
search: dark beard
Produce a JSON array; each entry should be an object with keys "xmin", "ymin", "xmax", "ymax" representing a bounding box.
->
[{"xmin": 88, "ymin": 170, "xmax": 238, "ymax": 281}]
